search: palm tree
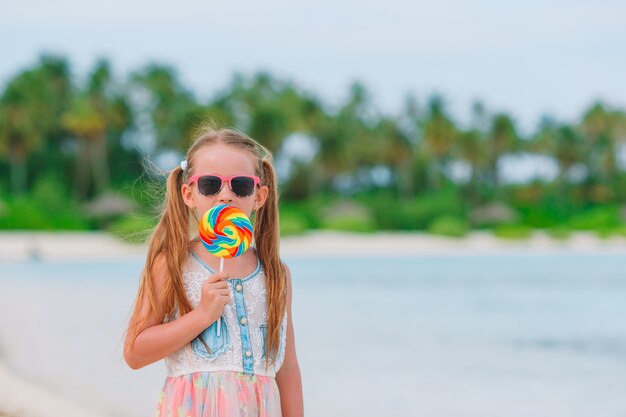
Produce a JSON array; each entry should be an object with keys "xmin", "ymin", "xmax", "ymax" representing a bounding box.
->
[
  {"xmin": 0, "ymin": 55, "xmax": 71, "ymax": 194},
  {"xmin": 312, "ymin": 82, "xmax": 379, "ymax": 194},
  {"xmin": 373, "ymin": 117, "xmax": 414, "ymax": 197},
  {"xmin": 456, "ymin": 128, "xmax": 487, "ymax": 204},
  {"xmin": 579, "ymin": 103, "xmax": 619, "ymax": 183},
  {"xmin": 62, "ymin": 59, "xmax": 134, "ymax": 198},
  {"xmin": 0, "ymin": 73, "xmax": 39, "ymax": 194},
  {"xmin": 221, "ymin": 72, "xmax": 301, "ymax": 153},
  {"xmin": 419, "ymin": 95, "xmax": 458, "ymax": 187},
  {"xmin": 62, "ymin": 92, "xmax": 108, "ymax": 197},
  {"xmin": 553, "ymin": 126, "xmax": 585, "ymax": 184},
  {"xmin": 290, "ymin": 94, "xmax": 328, "ymax": 197},
  {"xmin": 452, "ymin": 101, "xmax": 490, "ymax": 205},
  {"xmin": 486, "ymin": 113, "xmax": 519, "ymax": 190},
  {"xmin": 131, "ymin": 64, "xmax": 198, "ymax": 151}
]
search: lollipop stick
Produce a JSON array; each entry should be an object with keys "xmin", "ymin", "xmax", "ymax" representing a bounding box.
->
[{"xmin": 217, "ymin": 257, "xmax": 224, "ymax": 337}]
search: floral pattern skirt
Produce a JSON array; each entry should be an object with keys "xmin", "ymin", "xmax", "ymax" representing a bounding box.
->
[{"xmin": 155, "ymin": 371, "xmax": 282, "ymax": 417}]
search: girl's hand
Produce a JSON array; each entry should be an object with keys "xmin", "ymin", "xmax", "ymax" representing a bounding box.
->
[{"xmin": 198, "ymin": 272, "xmax": 230, "ymax": 326}]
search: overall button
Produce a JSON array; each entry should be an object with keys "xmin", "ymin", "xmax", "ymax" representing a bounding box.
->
[
  {"xmin": 240, "ymin": 317, "xmax": 248, "ymax": 325},
  {"xmin": 235, "ymin": 284, "xmax": 243, "ymax": 292},
  {"xmin": 245, "ymin": 350, "xmax": 252, "ymax": 358}
]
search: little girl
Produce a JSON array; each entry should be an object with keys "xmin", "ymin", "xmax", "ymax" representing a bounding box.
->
[{"xmin": 124, "ymin": 127, "xmax": 304, "ymax": 417}]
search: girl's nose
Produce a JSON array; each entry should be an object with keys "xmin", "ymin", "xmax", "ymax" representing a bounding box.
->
[{"xmin": 217, "ymin": 182, "xmax": 234, "ymax": 203}]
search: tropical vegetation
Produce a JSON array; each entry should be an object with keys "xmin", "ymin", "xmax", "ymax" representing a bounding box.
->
[{"xmin": 1, "ymin": 55, "xmax": 625, "ymax": 240}]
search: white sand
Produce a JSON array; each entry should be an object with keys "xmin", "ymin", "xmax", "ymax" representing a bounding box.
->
[
  {"xmin": 1, "ymin": 230, "xmax": 626, "ymax": 262},
  {"xmin": 0, "ymin": 232, "xmax": 146, "ymax": 262},
  {"xmin": 280, "ymin": 230, "xmax": 626, "ymax": 257},
  {"xmin": 0, "ymin": 362, "xmax": 112, "ymax": 417}
]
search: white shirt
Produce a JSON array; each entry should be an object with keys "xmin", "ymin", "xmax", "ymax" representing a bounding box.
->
[{"xmin": 163, "ymin": 251, "xmax": 287, "ymax": 377}]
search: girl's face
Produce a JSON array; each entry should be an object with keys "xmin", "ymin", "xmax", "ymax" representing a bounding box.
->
[{"xmin": 181, "ymin": 143, "xmax": 269, "ymax": 219}]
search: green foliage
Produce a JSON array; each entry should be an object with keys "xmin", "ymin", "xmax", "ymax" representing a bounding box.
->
[
  {"xmin": 517, "ymin": 206, "xmax": 563, "ymax": 228},
  {"xmin": 509, "ymin": 185, "xmax": 564, "ymax": 228},
  {"xmin": 427, "ymin": 215, "xmax": 468, "ymax": 237},
  {"xmin": 493, "ymin": 224, "xmax": 533, "ymax": 239},
  {"xmin": 279, "ymin": 202, "xmax": 317, "ymax": 235},
  {"xmin": 280, "ymin": 201, "xmax": 320, "ymax": 228},
  {"xmin": 321, "ymin": 215, "xmax": 376, "ymax": 233},
  {"xmin": 317, "ymin": 198, "xmax": 376, "ymax": 232},
  {"xmin": 2, "ymin": 55, "xmax": 626, "ymax": 239},
  {"xmin": 566, "ymin": 205, "xmax": 620, "ymax": 232},
  {"xmin": 0, "ymin": 177, "xmax": 89, "ymax": 230},
  {"xmin": 370, "ymin": 188, "xmax": 465, "ymax": 230},
  {"xmin": 279, "ymin": 213, "xmax": 310, "ymax": 236}
]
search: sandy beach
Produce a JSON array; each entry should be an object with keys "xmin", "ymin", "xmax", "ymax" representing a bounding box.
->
[
  {"xmin": 0, "ymin": 230, "xmax": 625, "ymax": 262},
  {"xmin": 1, "ymin": 230, "xmax": 625, "ymax": 417},
  {"xmin": 0, "ymin": 361, "xmax": 113, "ymax": 417}
]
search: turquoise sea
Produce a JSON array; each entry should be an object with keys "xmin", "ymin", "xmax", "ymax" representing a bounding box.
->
[{"xmin": 1, "ymin": 253, "xmax": 625, "ymax": 417}]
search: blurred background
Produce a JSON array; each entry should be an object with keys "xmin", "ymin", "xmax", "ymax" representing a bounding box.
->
[{"xmin": 1, "ymin": 1, "xmax": 625, "ymax": 416}]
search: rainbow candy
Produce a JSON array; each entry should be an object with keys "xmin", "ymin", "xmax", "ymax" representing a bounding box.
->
[
  {"xmin": 198, "ymin": 204, "xmax": 253, "ymax": 337},
  {"xmin": 200, "ymin": 204, "xmax": 253, "ymax": 258}
]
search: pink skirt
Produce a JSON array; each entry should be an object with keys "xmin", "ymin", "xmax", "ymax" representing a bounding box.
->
[{"xmin": 156, "ymin": 371, "xmax": 282, "ymax": 417}]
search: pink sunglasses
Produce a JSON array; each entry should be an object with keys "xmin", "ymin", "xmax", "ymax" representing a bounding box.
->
[{"xmin": 187, "ymin": 174, "xmax": 261, "ymax": 197}]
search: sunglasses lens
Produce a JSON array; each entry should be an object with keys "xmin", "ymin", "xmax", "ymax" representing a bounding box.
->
[
  {"xmin": 231, "ymin": 176, "xmax": 256, "ymax": 197},
  {"xmin": 197, "ymin": 176, "xmax": 222, "ymax": 196}
]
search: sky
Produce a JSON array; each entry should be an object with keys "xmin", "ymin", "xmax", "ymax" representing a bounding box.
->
[{"xmin": 1, "ymin": 0, "xmax": 625, "ymax": 135}]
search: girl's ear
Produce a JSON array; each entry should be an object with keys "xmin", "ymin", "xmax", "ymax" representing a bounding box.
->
[
  {"xmin": 254, "ymin": 185, "xmax": 269, "ymax": 210},
  {"xmin": 181, "ymin": 183, "xmax": 195, "ymax": 209}
]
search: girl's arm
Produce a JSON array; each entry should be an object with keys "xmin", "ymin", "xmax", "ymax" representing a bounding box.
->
[
  {"xmin": 123, "ymin": 254, "xmax": 227, "ymax": 369},
  {"xmin": 276, "ymin": 264, "xmax": 304, "ymax": 417}
]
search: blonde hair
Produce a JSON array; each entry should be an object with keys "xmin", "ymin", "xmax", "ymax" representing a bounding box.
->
[{"xmin": 127, "ymin": 127, "xmax": 287, "ymax": 367}]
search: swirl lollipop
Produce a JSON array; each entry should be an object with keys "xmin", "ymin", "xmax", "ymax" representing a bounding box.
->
[{"xmin": 199, "ymin": 204, "xmax": 253, "ymax": 335}]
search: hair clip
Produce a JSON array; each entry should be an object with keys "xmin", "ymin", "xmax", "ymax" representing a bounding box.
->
[{"xmin": 180, "ymin": 159, "xmax": 188, "ymax": 172}]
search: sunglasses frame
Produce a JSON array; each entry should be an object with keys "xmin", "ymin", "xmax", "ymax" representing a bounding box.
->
[{"xmin": 187, "ymin": 174, "xmax": 261, "ymax": 197}]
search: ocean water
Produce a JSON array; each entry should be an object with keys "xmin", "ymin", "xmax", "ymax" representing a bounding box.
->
[{"xmin": 1, "ymin": 253, "xmax": 625, "ymax": 417}]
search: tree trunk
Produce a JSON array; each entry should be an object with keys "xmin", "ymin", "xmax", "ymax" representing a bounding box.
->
[
  {"xmin": 9, "ymin": 142, "xmax": 27, "ymax": 195},
  {"xmin": 91, "ymin": 135, "xmax": 110, "ymax": 194},
  {"xmin": 74, "ymin": 138, "xmax": 91, "ymax": 199}
]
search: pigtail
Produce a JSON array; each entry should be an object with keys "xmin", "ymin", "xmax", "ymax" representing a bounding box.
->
[
  {"xmin": 161, "ymin": 165, "xmax": 191, "ymax": 281},
  {"xmin": 127, "ymin": 166, "xmax": 194, "ymax": 347},
  {"xmin": 255, "ymin": 154, "xmax": 287, "ymax": 368}
]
